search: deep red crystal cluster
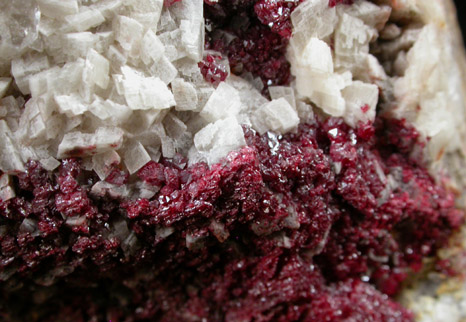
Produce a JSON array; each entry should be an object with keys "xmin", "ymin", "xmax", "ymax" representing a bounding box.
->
[{"xmin": 0, "ymin": 116, "xmax": 462, "ymax": 320}]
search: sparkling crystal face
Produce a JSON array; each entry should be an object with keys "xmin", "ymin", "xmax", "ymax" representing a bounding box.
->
[{"xmin": 0, "ymin": 0, "xmax": 464, "ymax": 320}]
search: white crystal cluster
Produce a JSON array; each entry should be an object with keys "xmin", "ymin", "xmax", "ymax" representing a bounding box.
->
[
  {"xmin": 288, "ymin": 0, "xmax": 390, "ymax": 127},
  {"xmin": 393, "ymin": 22, "xmax": 466, "ymax": 164},
  {"xmin": 0, "ymin": 0, "xmax": 307, "ymax": 179}
]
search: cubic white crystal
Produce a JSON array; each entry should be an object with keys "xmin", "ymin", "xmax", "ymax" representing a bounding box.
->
[
  {"xmin": 251, "ymin": 98, "xmax": 300, "ymax": 135},
  {"xmin": 290, "ymin": 0, "xmax": 337, "ymax": 55},
  {"xmin": 140, "ymin": 29, "xmax": 165, "ymax": 65},
  {"xmin": 36, "ymin": 0, "xmax": 79, "ymax": 19},
  {"xmin": 194, "ymin": 116, "xmax": 246, "ymax": 164},
  {"xmin": 148, "ymin": 55, "xmax": 178, "ymax": 84},
  {"xmin": 17, "ymin": 98, "xmax": 47, "ymax": 144},
  {"xmin": 200, "ymin": 82, "xmax": 243, "ymax": 122},
  {"xmin": 39, "ymin": 157, "xmax": 61, "ymax": 171},
  {"xmin": 299, "ymin": 37, "xmax": 334, "ymax": 74},
  {"xmin": 89, "ymin": 97, "xmax": 132, "ymax": 124},
  {"xmin": 11, "ymin": 53, "xmax": 50, "ymax": 95},
  {"xmin": 172, "ymin": 78, "xmax": 198, "ymax": 111},
  {"xmin": 118, "ymin": 66, "xmax": 175, "ymax": 110},
  {"xmin": 226, "ymin": 75, "xmax": 268, "ymax": 111},
  {"xmin": 123, "ymin": 141, "xmax": 151, "ymax": 174},
  {"xmin": 0, "ymin": 78, "xmax": 11, "ymax": 98},
  {"xmin": 0, "ymin": 121, "xmax": 24, "ymax": 173},
  {"xmin": 92, "ymin": 150, "xmax": 121, "ymax": 180},
  {"xmin": 342, "ymin": 80, "xmax": 379, "ymax": 128},
  {"xmin": 83, "ymin": 48, "xmax": 110, "ymax": 90},
  {"xmin": 65, "ymin": 8, "xmax": 106, "ymax": 32},
  {"xmin": 338, "ymin": 1, "xmax": 391, "ymax": 31},
  {"xmin": 0, "ymin": 174, "xmax": 15, "ymax": 201},
  {"xmin": 308, "ymin": 73, "xmax": 347, "ymax": 117},
  {"xmin": 269, "ymin": 86, "xmax": 296, "ymax": 110},
  {"xmin": 114, "ymin": 15, "xmax": 144, "ymax": 53},
  {"xmin": 335, "ymin": 13, "xmax": 374, "ymax": 59},
  {"xmin": 57, "ymin": 127, "xmax": 124, "ymax": 158},
  {"xmin": 55, "ymin": 94, "xmax": 88, "ymax": 116},
  {"xmin": 164, "ymin": 113, "xmax": 188, "ymax": 140}
]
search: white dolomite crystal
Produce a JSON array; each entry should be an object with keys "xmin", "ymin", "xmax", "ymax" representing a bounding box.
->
[
  {"xmin": 200, "ymin": 82, "xmax": 243, "ymax": 122},
  {"xmin": 342, "ymin": 80, "xmax": 379, "ymax": 128},
  {"xmin": 172, "ymin": 78, "xmax": 199, "ymax": 111},
  {"xmin": 57, "ymin": 127, "xmax": 124, "ymax": 158},
  {"xmin": 140, "ymin": 29, "xmax": 165, "ymax": 65},
  {"xmin": 251, "ymin": 98, "xmax": 300, "ymax": 135},
  {"xmin": 123, "ymin": 140, "xmax": 151, "ymax": 174},
  {"xmin": 65, "ymin": 8, "xmax": 106, "ymax": 32},
  {"xmin": 39, "ymin": 157, "xmax": 61, "ymax": 171},
  {"xmin": 0, "ymin": 121, "xmax": 25, "ymax": 173},
  {"xmin": 83, "ymin": 49, "xmax": 110, "ymax": 90},
  {"xmin": 92, "ymin": 150, "xmax": 122, "ymax": 180},
  {"xmin": 36, "ymin": 0, "xmax": 79, "ymax": 19},
  {"xmin": 114, "ymin": 15, "xmax": 144, "ymax": 53},
  {"xmin": 194, "ymin": 117, "xmax": 246, "ymax": 165},
  {"xmin": 0, "ymin": 174, "xmax": 16, "ymax": 201},
  {"xmin": 118, "ymin": 66, "xmax": 175, "ymax": 110},
  {"xmin": 0, "ymin": 78, "xmax": 11, "ymax": 98}
]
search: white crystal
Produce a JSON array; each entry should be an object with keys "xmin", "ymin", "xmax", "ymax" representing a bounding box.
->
[
  {"xmin": 36, "ymin": 0, "xmax": 79, "ymax": 19},
  {"xmin": 0, "ymin": 120, "xmax": 24, "ymax": 173},
  {"xmin": 171, "ymin": 0, "xmax": 204, "ymax": 60},
  {"xmin": 123, "ymin": 141, "xmax": 151, "ymax": 174},
  {"xmin": 200, "ymin": 82, "xmax": 243, "ymax": 122},
  {"xmin": 83, "ymin": 48, "xmax": 110, "ymax": 90},
  {"xmin": 269, "ymin": 86, "xmax": 296, "ymax": 110},
  {"xmin": 89, "ymin": 97, "xmax": 132, "ymax": 124},
  {"xmin": 335, "ymin": 13, "xmax": 374, "ymax": 59},
  {"xmin": 251, "ymin": 98, "xmax": 300, "ymax": 135},
  {"xmin": 55, "ymin": 94, "xmax": 88, "ymax": 116},
  {"xmin": 290, "ymin": 0, "xmax": 337, "ymax": 55},
  {"xmin": 57, "ymin": 127, "xmax": 124, "ymax": 158},
  {"xmin": 65, "ymin": 8, "xmax": 106, "ymax": 32},
  {"xmin": 0, "ymin": 78, "xmax": 11, "ymax": 98},
  {"xmin": 114, "ymin": 15, "xmax": 143, "ymax": 53},
  {"xmin": 338, "ymin": 1, "xmax": 391, "ymax": 31},
  {"xmin": 17, "ymin": 98, "xmax": 48, "ymax": 144},
  {"xmin": 140, "ymin": 29, "xmax": 165, "ymax": 65},
  {"xmin": 0, "ymin": 174, "xmax": 15, "ymax": 201},
  {"xmin": 172, "ymin": 78, "xmax": 198, "ymax": 111},
  {"xmin": 342, "ymin": 80, "xmax": 379, "ymax": 128},
  {"xmin": 92, "ymin": 150, "xmax": 121, "ymax": 180},
  {"xmin": 298, "ymin": 37, "xmax": 334, "ymax": 74},
  {"xmin": 91, "ymin": 180, "xmax": 131, "ymax": 199},
  {"xmin": 194, "ymin": 116, "xmax": 246, "ymax": 164},
  {"xmin": 148, "ymin": 55, "xmax": 178, "ymax": 84},
  {"xmin": 164, "ymin": 113, "xmax": 188, "ymax": 140},
  {"xmin": 0, "ymin": 0, "xmax": 40, "ymax": 60},
  {"xmin": 11, "ymin": 53, "xmax": 50, "ymax": 95},
  {"xmin": 118, "ymin": 66, "xmax": 175, "ymax": 110},
  {"xmin": 39, "ymin": 157, "xmax": 61, "ymax": 171}
]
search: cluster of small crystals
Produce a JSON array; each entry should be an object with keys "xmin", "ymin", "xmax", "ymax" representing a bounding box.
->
[
  {"xmin": 203, "ymin": 0, "xmax": 304, "ymax": 90},
  {"xmin": 1, "ymin": 116, "xmax": 462, "ymax": 320}
]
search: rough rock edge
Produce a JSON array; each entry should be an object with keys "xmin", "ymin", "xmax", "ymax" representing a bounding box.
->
[{"xmin": 399, "ymin": 1, "xmax": 466, "ymax": 321}]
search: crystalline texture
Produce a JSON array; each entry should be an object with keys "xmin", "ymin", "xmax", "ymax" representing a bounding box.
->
[
  {"xmin": 57, "ymin": 127, "xmax": 124, "ymax": 158},
  {"xmin": 251, "ymin": 98, "xmax": 300, "ymax": 135},
  {"xmin": 36, "ymin": 0, "xmax": 79, "ymax": 19},
  {"xmin": 0, "ymin": 0, "xmax": 40, "ymax": 61},
  {"xmin": 118, "ymin": 66, "xmax": 175, "ymax": 110},
  {"xmin": 200, "ymin": 82, "xmax": 243, "ymax": 122},
  {"xmin": 194, "ymin": 117, "xmax": 246, "ymax": 164},
  {"xmin": 65, "ymin": 8, "xmax": 106, "ymax": 32},
  {"xmin": 172, "ymin": 78, "xmax": 198, "ymax": 111}
]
